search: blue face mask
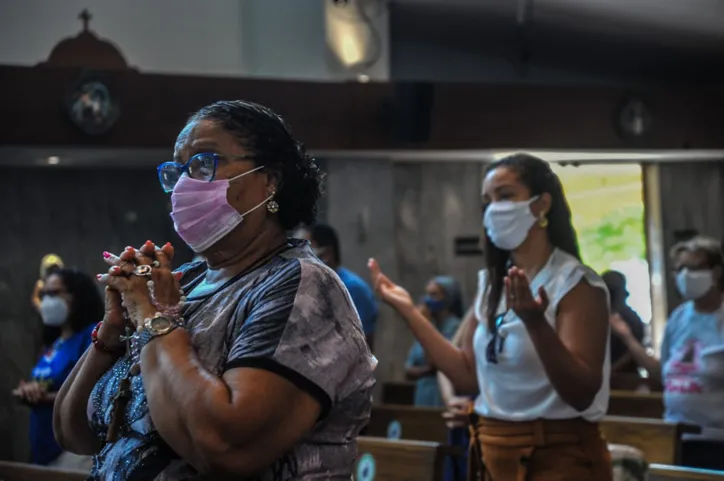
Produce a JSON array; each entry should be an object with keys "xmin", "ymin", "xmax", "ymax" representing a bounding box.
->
[{"xmin": 424, "ymin": 296, "xmax": 447, "ymax": 314}]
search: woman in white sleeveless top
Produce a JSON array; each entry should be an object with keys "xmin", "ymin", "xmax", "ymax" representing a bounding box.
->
[{"xmin": 369, "ymin": 153, "xmax": 611, "ymax": 481}]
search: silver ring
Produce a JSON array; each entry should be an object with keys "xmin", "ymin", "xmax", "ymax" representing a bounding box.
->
[{"xmin": 133, "ymin": 265, "xmax": 153, "ymax": 277}]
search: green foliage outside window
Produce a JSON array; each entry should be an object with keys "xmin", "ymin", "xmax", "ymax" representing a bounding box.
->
[{"xmin": 576, "ymin": 205, "xmax": 647, "ymax": 274}]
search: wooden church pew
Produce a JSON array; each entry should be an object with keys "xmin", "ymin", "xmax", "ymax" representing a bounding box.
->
[
  {"xmin": 607, "ymin": 390, "xmax": 664, "ymax": 419},
  {"xmin": 381, "ymin": 381, "xmax": 415, "ymax": 405},
  {"xmin": 0, "ymin": 442, "xmax": 447, "ymax": 481},
  {"xmin": 0, "ymin": 461, "xmax": 88, "ymax": 481},
  {"xmin": 368, "ymin": 404, "xmax": 448, "ymax": 443},
  {"xmin": 380, "ymin": 383, "xmax": 667, "ymax": 416},
  {"xmin": 356, "ymin": 436, "xmax": 449, "ymax": 481},
  {"xmin": 369, "ymin": 405, "xmax": 699, "ymax": 465},
  {"xmin": 600, "ymin": 416, "xmax": 700, "ymax": 465},
  {"xmin": 649, "ymin": 464, "xmax": 724, "ymax": 481},
  {"xmin": 610, "ymin": 373, "xmax": 663, "ymax": 392}
]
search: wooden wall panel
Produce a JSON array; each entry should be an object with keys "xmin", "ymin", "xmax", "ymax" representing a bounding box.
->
[
  {"xmin": 0, "ymin": 66, "xmax": 394, "ymax": 150},
  {"xmin": 656, "ymin": 161, "xmax": 724, "ymax": 312},
  {"xmin": 430, "ymin": 86, "xmax": 724, "ymax": 149},
  {"xmin": 3, "ymin": 65, "xmax": 724, "ymax": 151}
]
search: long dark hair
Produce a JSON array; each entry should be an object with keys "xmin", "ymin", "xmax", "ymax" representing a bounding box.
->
[
  {"xmin": 52, "ymin": 268, "xmax": 105, "ymax": 333},
  {"xmin": 483, "ymin": 153, "xmax": 580, "ymax": 330}
]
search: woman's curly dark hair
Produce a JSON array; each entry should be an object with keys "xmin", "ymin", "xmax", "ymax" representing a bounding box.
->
[
  {"xmin": 188, "ymin": 100, "xmax": 324, "ymax": 230},
  {"xmin": 51, "ymin": 268, "xmax": 104, "ymax": 333}
]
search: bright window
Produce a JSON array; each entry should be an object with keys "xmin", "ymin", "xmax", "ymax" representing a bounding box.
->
[{"xmin": 551, "ymin": 163, "xmax": 651, "ymax": 323}]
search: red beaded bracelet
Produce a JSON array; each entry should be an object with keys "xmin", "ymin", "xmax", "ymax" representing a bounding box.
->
[{"xmin": 91, "ymin": 321, "xmax": 125, "ymax": 356}]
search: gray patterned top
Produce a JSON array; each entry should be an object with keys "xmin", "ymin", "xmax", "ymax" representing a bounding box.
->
[{"xmin": 87, "ymin": 239, "xmax": 376, "ymax": 480}]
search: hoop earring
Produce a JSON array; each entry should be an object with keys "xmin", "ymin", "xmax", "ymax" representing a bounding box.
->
[{"xmin": 538, "ymin": 215, "xmax": 548, "ymax": 228}]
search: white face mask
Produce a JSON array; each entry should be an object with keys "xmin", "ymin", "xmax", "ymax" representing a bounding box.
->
[
  {"xmin": 40, "ymin": 296, "xmax": 69, "ymax": 327},
  {"xmin": 675, "ymin": 268, "xmax": 714, "ymax": 300},
  {"xmin": 483, "ymin": 197, "xmax": 539, "ymax": 251}
]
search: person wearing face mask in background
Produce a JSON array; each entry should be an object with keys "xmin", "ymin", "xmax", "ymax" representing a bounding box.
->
[
  {"xmin": 294, "ymin": 223, "xmax": 379, "ymax": 350},
  {"xmin": 30, "ymin": 254, "xmax": 65, "ymax": 351},
  {"xmin": 610, "ymin": 235, "xmax": 724, "ymax": 470},
  {"xmin": 405, "ymin": 276, "xmax": 463, "ymax": 407},
  {"xmin": 370, "ymin": 153, "xmax": 612, "ymax": 481},
  {"xmin": 13, "ymin": 268, "xmax": 102, "ymax": 469}
]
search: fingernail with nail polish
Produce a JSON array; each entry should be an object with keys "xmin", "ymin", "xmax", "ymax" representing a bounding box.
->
[
  {"xmin": 103, "ymin": 251, "xmax": 111, "ymax": 258},
  {"xmin": 96, "ymin": 274, "xmax": 103, "ymax": 280}
]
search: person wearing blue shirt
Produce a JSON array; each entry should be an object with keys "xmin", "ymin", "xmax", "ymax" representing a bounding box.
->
[
  {"xmin": 13, "ymin": 268, "xmax": 103, "ymax": 468},
  {"xmin": 405, "ymin": 276, "xmax": 462, "ymax": 407},
  {"xmin": 294, "ymin": 224, "xmax": 379, "ymax": 349},
  {"xmin": 611, "ymin": 236, "xmax": 724, "ymax": 470}
]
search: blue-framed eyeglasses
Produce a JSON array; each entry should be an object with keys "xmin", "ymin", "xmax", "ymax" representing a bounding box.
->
[
  {"xmin": 157, "ymin": 153, "xmax": 258, "ymax": 193},
  {"xmin": 486, "ymin": 312, "xmax": 508, "ymax": 364}
]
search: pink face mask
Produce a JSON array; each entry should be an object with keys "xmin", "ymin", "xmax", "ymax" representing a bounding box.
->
[{"xmin": 170, "ymin": 165, "xmax": 271, "ymax": 253}]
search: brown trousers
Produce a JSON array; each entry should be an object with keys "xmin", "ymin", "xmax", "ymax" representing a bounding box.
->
[{"xmin": 468, "ymin": 415, "xmax": 612, "ymax": 481}]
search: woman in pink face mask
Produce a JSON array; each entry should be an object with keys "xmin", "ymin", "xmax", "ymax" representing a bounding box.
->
[{"xmin": 53, "ymin": 101, "xmax": 376, "ymax": 480}]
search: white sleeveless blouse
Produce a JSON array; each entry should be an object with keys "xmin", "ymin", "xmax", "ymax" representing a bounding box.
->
[{"xmin": 472, "ymin": 248, "xmax": 611, "ymax": 421}]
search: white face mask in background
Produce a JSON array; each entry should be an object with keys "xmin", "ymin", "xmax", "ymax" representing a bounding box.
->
[
  {"xmin": 483, "ymin": 197, "xmax": 539, "ymax": 251},
  {"xmin": 675, "ymin": 268, "xmax": 714, "ymax": 300},
  {"xmin": 39, "ymin": 296, "xmax": 69, "ymax": 327}
]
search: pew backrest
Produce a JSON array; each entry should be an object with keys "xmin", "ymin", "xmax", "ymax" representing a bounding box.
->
[
  {"xmin": 0, "ymin": 442, "xmax": 449, "ymax": 481},
  {"xmin": 381, "ymin": 381, "xmax": 415, "ymax": 405},
  {"xmin": 356, "ymin": 436, "xmax": 448, "ymax": 481},
  {"xmin": 368, "ymin": 405, "xmax": 448, "ymax": 443},
  {"xmin": 371, "ymin": 405, "xmax": 699, "ymax": 466},
  {"xmin": 610, "ymin": 373, "xmax": 663, "ymax": 392},
  {"xmin": 601, "ymin": 416, "xmax": 700, "ymax": 465},
  {"xmin": 607, "ymin": 390, "xmax": 664, "ymax": 418},
  {"xmin": 649, "ymin": 464, "xmax": 724, "ymax": 480},
  {"xmin": 0, "ymin": 461, "xmax": 87, "ymax": 481}
]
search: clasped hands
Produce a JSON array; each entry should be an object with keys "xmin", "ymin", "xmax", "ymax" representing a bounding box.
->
[
  {"xmin": 12, "ymin": 380, "xmax": 49, "ymax": 406},
  {"xmin": 97, "ymin": 241, "xmax": 182, "ymax": 337}
]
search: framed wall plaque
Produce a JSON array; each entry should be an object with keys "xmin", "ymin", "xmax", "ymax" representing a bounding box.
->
[{"xmin": 64, "ymin": 74, "xmax": 119, "ymax": 135}]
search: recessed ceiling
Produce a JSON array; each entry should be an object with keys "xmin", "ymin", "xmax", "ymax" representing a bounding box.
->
[
  {"xmin": 390, "ymin": 0, "xmax": 724, "ymax": 82},
  {"xmin": 392, "ymin": 0, "xmax": 724, "ymax": 48}
]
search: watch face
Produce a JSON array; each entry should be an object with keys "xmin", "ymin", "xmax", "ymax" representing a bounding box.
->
[{"xmin": 150, "ymin": 317, "xmax": 172, "ymax": 332}]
